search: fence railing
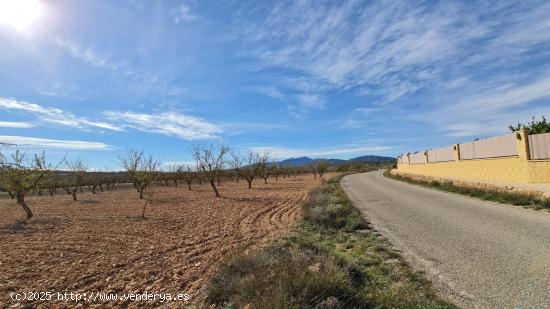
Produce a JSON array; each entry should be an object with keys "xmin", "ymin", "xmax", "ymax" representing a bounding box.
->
[
  {"xmin": 398, "ymin": 131, "xmax": 550, "ymax": 164},
  {"xmin": 409, "ymin": 152, "xmax": 426, "ymax": 164},
  {"xmin": 427, "ymin": 145, "xmax": 455, "ymax": 162},
  {"xmin": 460, "ymin": 133, "xmax": 517, "ymax": 160},
  {"xmin": 528, "ymin": 132, "xmax": 550, "ymax": 160}
]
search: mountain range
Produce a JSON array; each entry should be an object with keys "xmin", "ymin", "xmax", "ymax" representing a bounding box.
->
[{"xmin": 279, "ymin": 155, "xmax": 395, "ymax": 167}]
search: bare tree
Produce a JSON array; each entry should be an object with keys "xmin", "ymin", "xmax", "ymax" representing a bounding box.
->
[
  {"xmin": 257, "ymin": 151, "xmax": 271, "ymax": 184},
  {"xmin": 66, "ymin": 159, "xmax": 87, "ymax": 201},
  {"xmin": 230, "ymin": 151, "xmax": 244, "ymax": 184},
  {"xmin": 118, "ymin": 149, "xmax": 160, "ymax": 199},
  {"xmin": 0, "ymin": 150, "xmax": 50, "ymax": 219},
  {"xmin": 271, "ymin": 158, "xmax": 281, "ymax": 181},
  {"xmin": 313, "ymin": 160, "xmax": 330, "ymax": 178},
  {"xmin": 181, "ymin": 164, "xmax": 195, "ymax": 191},
  {"xmin": 239, "ymin": 151, "xmax": 263, "ymax": 189},
  {"xmin": 193, "ymin": 144, "xmax": 229, "ymax": 198}
]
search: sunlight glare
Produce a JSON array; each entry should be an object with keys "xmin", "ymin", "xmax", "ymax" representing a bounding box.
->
[{"xmin": 0, "ymin": 0, "xmax": 44, "ymax": 33}]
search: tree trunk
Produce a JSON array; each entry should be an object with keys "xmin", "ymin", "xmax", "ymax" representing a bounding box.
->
[
  {"xmin": 16, "ymin": 191, "xmax": 33, "ymax": 219},
  {"xmin": 139, "ymin": 189, "xmax": 144, "ymax": 199},
  {"xmin": 210, "ymin": 179, "xmax": 220, "ymax": 197},
  {"xmin": 247, "ymin": 180, "xmax": 252, "ymax": 189},
  {"xmin": 71, "ymin": 189, "xmax": 78, "ymax": 201},
  {"xmin": 8, "ymin": 191, "xmax": 15, "ymax": 199},
  {"xmin": 173, "ymin": 179, "xmax": 178, "ymax": 187},
  {"xmin": 217, "ymin": 176, "xmax": 221, "ymax": 186},
  {"xmin": 264, "ymin": 177, "xmax": 268, "ymax": 184},
  {"xmin": 92, "ymin": 185, "xmax": 96, "ymax": 194},
  {"xmin": 187, "ymin": 182, "xmax": 192, "ymax": 191},
  {"xmin": 142, "ymin": 198, "xmax": 149, "ymax": 218}
]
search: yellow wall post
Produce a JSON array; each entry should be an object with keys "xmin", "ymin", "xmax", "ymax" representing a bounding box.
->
[
  {"xmin": 516, "ymin": 129, "xmax": 530, "ymax": 161},
  {"xmin": 453, "ymin": 144, "xmax": 461, "ymax": 161}
]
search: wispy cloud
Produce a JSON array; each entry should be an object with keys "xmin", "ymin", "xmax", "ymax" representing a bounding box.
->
[
  {"xmin": 232, "ymin": 0, "xmax": 550, "ymax": 120},
  {"xmin": 55, "ymin": 38, "xmax": 125, "ymax": 73},
  {"xmin": 0, "ymin": 97, "xmax": 123, "ymax": 131},
  {"xmin": 296, "ymin": 94, "xmax": 325, "ymax": 109},
  {"xmin": 0, "ymin": 121, "xmax": 34, "ymax": 128},
  {"xmin": 105, "ymin": 111, "xmax": 221, "ymax": 140},
  {"xmin": 0, "ymin": 136, "xmax": 111, "ymax": 150},
  {"xmin": 248, "ymin": 85, "xmax": 285, "ymax": 100},
  {"xmin": 419, "ymin": 75, "xmax": 550, "ymax": 137},
  {"xmin": 172, "ymin": 3, "xmax": 197, "ymax": 23}
]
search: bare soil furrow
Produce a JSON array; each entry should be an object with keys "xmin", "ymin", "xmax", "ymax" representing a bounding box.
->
[{"xmin": 0, "ymin": 175, "xmax": 330, "ymax": 308}]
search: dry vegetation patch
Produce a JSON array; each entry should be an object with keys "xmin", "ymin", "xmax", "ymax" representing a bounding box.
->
[{"xmin": 0, "ymin": 175, "xmax": 331, "ymax": 308}]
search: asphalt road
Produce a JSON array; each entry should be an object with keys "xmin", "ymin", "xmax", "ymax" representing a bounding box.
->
[{"xmin": 341, "ymin": 171, "xmax": 550, "ymax": 309}]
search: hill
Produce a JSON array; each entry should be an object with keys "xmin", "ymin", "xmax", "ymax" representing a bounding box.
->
[{"xmin": 279, "ymin": 155, "xmax": 395, "ymax": 167}]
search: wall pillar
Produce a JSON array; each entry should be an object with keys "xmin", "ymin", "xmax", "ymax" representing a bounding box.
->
[
  {"xmin": 516, "ymin": 129, "xmax": 530, "ymax": 160},
  {"xmin": 453, "ymin": 144, "xmax": 461, "ymax": 161}
]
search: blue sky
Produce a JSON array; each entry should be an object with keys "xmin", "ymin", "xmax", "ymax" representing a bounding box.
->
[{"xmin": 1, "ymin": 0, "xmax": 550, "ymax": 169}]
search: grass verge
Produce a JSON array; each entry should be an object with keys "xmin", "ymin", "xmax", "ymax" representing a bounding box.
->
[
  {"xmin": 384, "ymin": 170, "xmax": 550, "ymax": 211},
  {"xmin": 198, "ymin": 176, "xmax": 456, "ymax": 308}
]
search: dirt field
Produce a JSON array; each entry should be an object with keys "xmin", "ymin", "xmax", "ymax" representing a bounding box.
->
[{"xmin": 0, "ymin": 175, "xmax": 329, "ymax": 308}]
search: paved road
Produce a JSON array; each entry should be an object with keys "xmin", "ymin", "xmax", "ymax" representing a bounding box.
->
[{"xmin": 341, "ymin": 171, "xmax": 550, "ymax": 309}]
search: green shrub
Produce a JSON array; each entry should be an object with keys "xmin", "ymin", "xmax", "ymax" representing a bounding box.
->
[{"xmin": 303, "ymin": 180, "xmax": 368, "ymax": 231}]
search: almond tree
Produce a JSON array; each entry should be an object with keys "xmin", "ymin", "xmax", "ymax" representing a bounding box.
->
[
  {"xmin": 239, "ymin": 151, "xmax": 262, "ymax": 189},
  {"xmin": 193, "ymin": 144, "xmax": 229, "ymax": 198},
  {"xmin": 0, "ymin": 150, "xmax": 50, "ymax": 219},
  {"xmin": 66, "ymin": 159, "xmax": 87, "ymax": 201},
  {"xmin": 313, "ymin": 160, "xmax": 330, "ymax": 178},
  {"xmin": 257, "ymin": 151, "xmax": 271, "ymax": 184},
  {"xmin": 230, "ymin": 151, "xmax": 244, "ymax": 184},
  {"xmin": 118, "ymin": 149, "xmax": 160, "ymax": 199},
  {"xmin": 181, "ymin": 164, "xmax": 195, "ymax": 191},
  {"xmin": 271, "ymin": 158, "xmax": 281, "ymax": 181}
]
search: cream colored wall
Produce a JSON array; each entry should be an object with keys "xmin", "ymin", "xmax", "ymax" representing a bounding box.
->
[{"xmin": 397, "ymin": 130, "xmax": 550, "ymax": 184}]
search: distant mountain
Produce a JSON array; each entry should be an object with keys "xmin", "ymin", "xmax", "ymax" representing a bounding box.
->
[
  {"xmin": 279, "ymin": 156, "xmax": 314, "ymax": 167},
  {"xmin": 279, "ymin": 155, "xmax": 395, "ymax": 167},
  {"xmin": 348, "ymin": 155, "xmax": 396, "ymax": 163}
]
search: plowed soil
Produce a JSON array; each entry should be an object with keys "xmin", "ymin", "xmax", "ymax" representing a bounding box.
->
[{"xmin": 0, "ymin": 175, "xmax": 329, "ymax": 308}]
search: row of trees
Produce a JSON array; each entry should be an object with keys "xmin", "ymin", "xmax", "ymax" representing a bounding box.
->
[{"xmin": 0, "ymin": 144, "xmax": 337, "ymax": 219}]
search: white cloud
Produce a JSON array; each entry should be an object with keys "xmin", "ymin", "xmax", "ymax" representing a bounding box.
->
[
  {"xmin": 0, "ymin": 97, "xmax": 123, "ymax": 131},
  {"xmin": 105, "ymin": 111, "xmax": 221, "ymax": 140},
  {"xmin": 173, "ymin": 4, "xmax": 197, "ymax": 23},
  {"xmin": 249, "ymin": 85, "xmax": 285, "ymax": 100},
  {"xmin": 296, "ymin": 94, "xmax": 325, "ymax": 109},
  {"xmin": 55, "ymin": 38, "xmax": 122, "ymax": 71},
  {"xmin": 233, "ymin": 0, "xmax": 550, "ymax": 109},
  {"xmin": 0, "ymin": 121, "xmax": 34, "ymax": 128},
  {"xmin": 418, "ymin": 75, "xmax": 550, "ymax": 137},
  {"xmin": 0, "ymin": 136, "xmax": 111, "ymax": 150}
]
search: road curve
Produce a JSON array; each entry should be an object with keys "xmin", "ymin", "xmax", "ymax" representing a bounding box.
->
[{"xmin": 341, "ymin": 171, "xmax": 550, "ymax": 309}]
